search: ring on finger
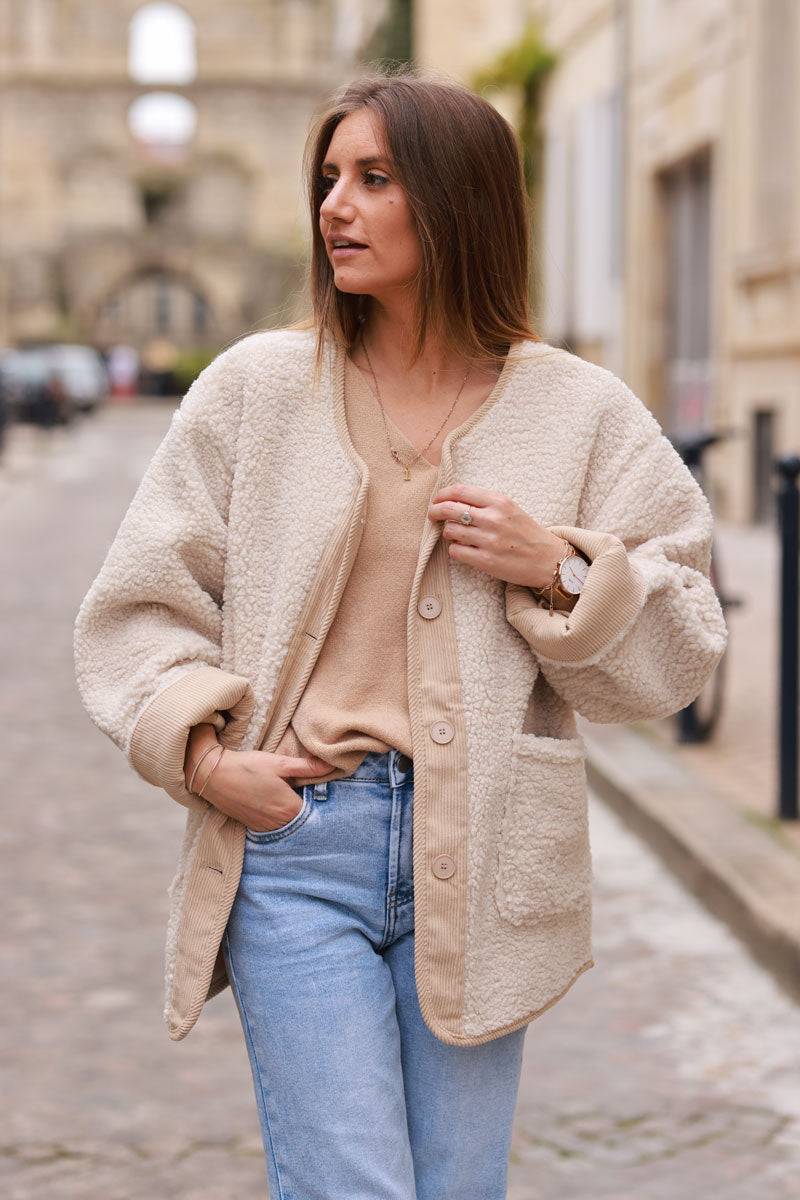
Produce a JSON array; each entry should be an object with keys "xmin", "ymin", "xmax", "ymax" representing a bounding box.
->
[{"xmin": 460, "ymin": 506, "xmax": 473, "ymax": 526}]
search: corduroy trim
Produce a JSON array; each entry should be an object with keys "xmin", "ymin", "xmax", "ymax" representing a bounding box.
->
[
  {"xmin": 505, "ymin": 525, "xmax": 647, "ymax": 665},
  {"xmin": 256, "ymin": 346, "xmax": 369, "ymax": 754},
  {"xmin": 331, "ymin": 341, "xmax": 577, "ymax": 1041},
  {"xmin": 129, "ymin": 666, "xmax": 255, "ymax": 808},
  {"xmin": 167, "ymin": 807, "xmax": 247, "ymax": 1039},
  {"xmin": 404, "ymin": 347, "xmax": 525, "ymax": 1041},
  {"xmin": 406, "ymin": 537, "xmax": 470, "ymax": 1038},
  {"xmin": 163, "ymin": 806, "xmax": 208, "ymax": 1027}
]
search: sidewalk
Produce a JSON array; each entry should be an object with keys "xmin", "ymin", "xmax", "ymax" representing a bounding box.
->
[{"xmin": 584, "ymin": 519, "xmax": 800, "ymax": 1002}]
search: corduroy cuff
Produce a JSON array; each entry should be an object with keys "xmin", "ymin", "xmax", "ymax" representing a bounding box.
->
[
  {"xmin": 128, "ymin": 666, "xmax": 256, "ymax": 808},
  {"xmin": 505, "ymin": 525, "xmax": 646, "ymax": 664}
]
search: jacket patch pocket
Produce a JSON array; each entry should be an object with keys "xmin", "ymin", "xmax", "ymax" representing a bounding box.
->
[{"xmin": 495, "ymin": 734, "xmax": 591, "ymax": 926}]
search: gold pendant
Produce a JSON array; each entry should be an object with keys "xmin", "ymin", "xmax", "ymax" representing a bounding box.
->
[{"xmin": 390, "ymin": 447, "xmax": 411, "ymax": 479}]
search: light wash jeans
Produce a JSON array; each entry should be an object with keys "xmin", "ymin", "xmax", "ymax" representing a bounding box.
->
[{"xmin": 224, "ymin": 750, "xmax": 526, "ymax": 1200}]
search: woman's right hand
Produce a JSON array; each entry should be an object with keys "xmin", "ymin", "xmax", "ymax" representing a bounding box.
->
[{"xmin": 184, "ymin": 725, "xmax": 334, "ymax": 832}]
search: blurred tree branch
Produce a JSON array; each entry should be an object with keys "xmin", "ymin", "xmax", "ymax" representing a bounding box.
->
[
  {"xmin": 364, "ymin": 0, "xmax": 414, "ymax": 70},
  {"xmin": 473, "ymin": 26, "xmax": 557, "ymax": 195}
]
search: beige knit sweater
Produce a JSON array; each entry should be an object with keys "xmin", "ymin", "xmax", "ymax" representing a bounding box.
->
[{"xmin": 275, "ymin": 359, "xmax": 438, "ymax": 773}]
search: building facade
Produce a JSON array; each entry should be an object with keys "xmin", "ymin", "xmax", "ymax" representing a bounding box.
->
[
  {"xmin": 0, "ymin": 0, "xmax": 386, "ymax": 352},
  {"xmin": 417, "ymin": 0, "xmax": 800, "ymax": 523}
]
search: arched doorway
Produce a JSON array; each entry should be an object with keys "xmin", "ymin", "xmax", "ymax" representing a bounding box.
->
[{"xmin": 96, "ymin": 268, "xmax": 216, "ymax": 349}]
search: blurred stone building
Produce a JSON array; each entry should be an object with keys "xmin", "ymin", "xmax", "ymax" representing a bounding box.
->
[
  {"xmin": 416, "ymin": 0, "xmax": 799, "ymax": 523},
  {"xmin": 0, "ymin": 0, "xmax": 387, "ymax": 354}
]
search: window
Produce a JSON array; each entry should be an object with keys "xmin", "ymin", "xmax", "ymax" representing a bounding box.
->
[
  {"xmin": 128, "ymin": 3, "xmax": 197, "ymax": 85},
  {"xmin": 128, "ymin": 92, "xmax": 197, "ymax": 149},
  {"xmin": 659, "ymin": 152, "xmax": 713, "ymax": 434},
  {"xmin": 542, "ymin": 93, "xmax": 619, "ymax": 349}
]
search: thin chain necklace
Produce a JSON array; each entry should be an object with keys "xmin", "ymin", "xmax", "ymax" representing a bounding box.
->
[{"xmin": 360, "ymin": 335, "xmax": 470, "ymax": 481}]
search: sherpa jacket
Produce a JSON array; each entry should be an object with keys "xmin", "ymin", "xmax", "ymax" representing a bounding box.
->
[{"xmin": 74, "ymin": 331, "xmax": 727, "ymax": 1044}]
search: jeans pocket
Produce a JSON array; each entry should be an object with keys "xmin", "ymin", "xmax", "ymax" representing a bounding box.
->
[
  {"xmin": 495, "ymin": 734, "xmax": 591, "ymax": 926},
  {"xmin": 245, "ymin": 787, "xmax": 313, "ymax": 844}
]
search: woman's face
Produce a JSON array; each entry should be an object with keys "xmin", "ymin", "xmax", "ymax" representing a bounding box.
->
[{"xmin": 319, "ymin": 109, "xmax": 421, "ymax": 306}]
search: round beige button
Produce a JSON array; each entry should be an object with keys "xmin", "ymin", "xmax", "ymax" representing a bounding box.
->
[
  {"xmin": 432, "ymin": 855, "xmax": 456, "ymax": 879},
  {"xmin": 429, "ymin": 720, "xmax": 455, "ymax": 744},
  {"xmin": 418, "ymin": 595, "xmax": 442, "ymax": 620}
]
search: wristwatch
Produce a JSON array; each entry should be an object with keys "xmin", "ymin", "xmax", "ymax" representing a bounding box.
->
[{"xmin": 531, "ymin": 542, "xmax": 590, "ymax": 612}]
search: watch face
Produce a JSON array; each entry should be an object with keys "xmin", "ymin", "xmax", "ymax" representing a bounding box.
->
[{"xmin": 560, "ymin": 554, "xmax": 590, "ymax": 595}]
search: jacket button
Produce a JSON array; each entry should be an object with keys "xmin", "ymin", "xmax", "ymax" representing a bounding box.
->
[
  {"xmin": 418, "ymin": 595, "xmax": 442, "ymax": 619},
  {"xmin": 432, "ymin": 855, "xmax": 455, "ymax": 879},
  {"xmin": 429, "ymin": 720, "xmax": 454, "ymax": 744}
]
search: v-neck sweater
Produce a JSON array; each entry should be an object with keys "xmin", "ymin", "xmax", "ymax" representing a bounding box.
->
[{"xmin": 276, "ymin": 358, "xmax": 467, "ymax": 777}]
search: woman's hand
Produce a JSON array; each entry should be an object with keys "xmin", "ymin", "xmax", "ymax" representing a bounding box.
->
[
  {"xmin": 184, "ymin": 725, "xmax": 334, "ymax": 832},
  {"xmin": 428, "ymin": 483, "xmax": 565, "ymax": 589}
]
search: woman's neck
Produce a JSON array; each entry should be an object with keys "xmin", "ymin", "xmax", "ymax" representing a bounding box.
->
[{"xmin": 359, "ymin": 307, "xmax": 483, "ymax": 404}]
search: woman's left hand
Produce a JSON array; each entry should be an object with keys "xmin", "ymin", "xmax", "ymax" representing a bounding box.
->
[{"xmin": 428, "ymin": 483, "xmax": 565, "ymax": 589}]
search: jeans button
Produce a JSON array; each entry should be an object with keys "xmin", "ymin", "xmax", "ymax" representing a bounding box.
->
[{"xmin": 397, "ymin": 754, "xmax": 412, "ymax": 773}]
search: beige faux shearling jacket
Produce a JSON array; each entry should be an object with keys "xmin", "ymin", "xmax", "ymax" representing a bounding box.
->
[{"xmin": 74, "ymin": 330, "xmax": 727, "ymax": 1044}]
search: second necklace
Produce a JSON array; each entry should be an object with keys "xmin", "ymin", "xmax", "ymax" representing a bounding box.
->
[{"xmin": 360, "ymin": 335, "xmax": 469, "ymax": 481}]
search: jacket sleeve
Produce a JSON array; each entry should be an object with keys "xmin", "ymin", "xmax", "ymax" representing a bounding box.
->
[
  {"xmin": 74, "ymin": 344, "xmax": 256, "ymax": 808},
  {"xmin": 504, "ymin": 377, "xmax": 728, "ymax": 724}
]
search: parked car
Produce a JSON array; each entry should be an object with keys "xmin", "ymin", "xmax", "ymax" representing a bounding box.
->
[
  {"xmin": 0, "ymin": 349, "xmax": 62, "ymax": 425},
  {"xmin": 0, "ymin": 344, "xmax": 109, "ymax": 424},
  {"xmin": 43, "ymin": 344, "xmax": 109, "ymax": 413}
]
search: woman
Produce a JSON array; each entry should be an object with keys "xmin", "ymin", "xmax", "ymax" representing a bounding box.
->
[{"xmin": 75, "ymin": 74, "xmax": 726, "ymax": 1198}]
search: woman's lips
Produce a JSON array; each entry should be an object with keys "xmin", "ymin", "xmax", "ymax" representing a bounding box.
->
[{"xmin": 330, "ymin": 243, "xmax": 367, "ymax": 259}]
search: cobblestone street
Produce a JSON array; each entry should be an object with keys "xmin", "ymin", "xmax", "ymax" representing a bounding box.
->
[{"xmin": 1, "ymin": 404, "xmax": 799, "ymax": 1199}]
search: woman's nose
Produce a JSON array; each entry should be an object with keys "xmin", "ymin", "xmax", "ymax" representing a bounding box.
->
[{"xmin": 320, "ymin": 178, "xmax": 354, "ymax": 223}]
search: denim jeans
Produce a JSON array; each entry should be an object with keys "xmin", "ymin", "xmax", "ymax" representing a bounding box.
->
[{"xmin": 224, "ymin": 750, "xmax": 526, "ymax": 1200}]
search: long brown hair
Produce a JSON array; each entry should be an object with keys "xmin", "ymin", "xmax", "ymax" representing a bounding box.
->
[{"xmin": 305, "ymin": 72, "xmax": 538, "ymax": 363}]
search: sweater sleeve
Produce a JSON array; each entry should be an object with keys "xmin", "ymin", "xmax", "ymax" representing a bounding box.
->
[
  {"xmin": 74, "ymin": 344, "xmax": 256, "ymax": 808},
  {"xmin": 504, "ymin": 377, "xmax": 727, "ymax": 724}
]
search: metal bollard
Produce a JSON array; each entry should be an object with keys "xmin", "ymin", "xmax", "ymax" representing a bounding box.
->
[{"xmin": 775, "ymin": 454, "xmax": 800, "ymax": 821}]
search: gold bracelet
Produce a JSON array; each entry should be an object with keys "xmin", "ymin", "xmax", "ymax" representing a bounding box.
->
[
  {"xmin": 197, "ymin": 745, "xmax": 225, "ymax": 798},
  {"xmin": 531, "ymin": 540, "xmax": 571, "ymax": 615},
  {"xmin": 187, "ymin": 741, "xmax": 221, "ymax": 794}
]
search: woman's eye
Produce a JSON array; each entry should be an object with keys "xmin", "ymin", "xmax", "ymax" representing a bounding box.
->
[
  {"xmin": 319, "ymin": 176, "xmax": 336, "ymax": 194},
  {"xmin": 364, "ymin": 172, "xmax": 389, "ymax": 187}
]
